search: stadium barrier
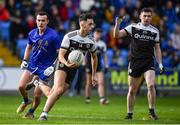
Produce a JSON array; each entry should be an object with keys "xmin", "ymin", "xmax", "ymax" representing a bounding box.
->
[
  {"xmin": 0, "ymin": 67, "xmax": 179, "ymax": 95},
  {"xmin": 106, "ymin": 68, "xmax": 180, "ymax": 95}
]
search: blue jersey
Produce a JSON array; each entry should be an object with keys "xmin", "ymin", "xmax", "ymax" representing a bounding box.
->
[{"xmin": 28, "ymin": 27, "xmax": 60, "ymax": 68}]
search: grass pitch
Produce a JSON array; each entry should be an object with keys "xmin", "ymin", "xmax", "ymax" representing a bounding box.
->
[{"xmin": 0, "ymin": 94, "xmax": 180, "ymax": 124}]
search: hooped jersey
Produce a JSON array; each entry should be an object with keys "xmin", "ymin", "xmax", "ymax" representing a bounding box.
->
[
  {"xmin": 60, "ymin": 30, "xmax": 96, "ymax": 60},
  {"xmin": 124, "ymin": 22, "xmax": 160, "ymax": 59}
]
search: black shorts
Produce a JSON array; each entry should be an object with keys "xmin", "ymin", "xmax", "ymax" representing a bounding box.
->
[
  {"xmin": 55, "ymin": 61, "xmax": 77, "ymax": 84},
  {"xmin": 85, "ymin": 62, "xmax": 103, "ymax": 74},
  {"xmin": 128, "ymin": 58, "xmax": 155, "ymax": 77}
]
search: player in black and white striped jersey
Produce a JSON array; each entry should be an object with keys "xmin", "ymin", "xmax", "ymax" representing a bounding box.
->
[
  {"xmin": 113, "ymin": 8, "xmax": 164, "ymax": 120},
  {"xmin": 38, "ymin": 12, "xmax": 98, "ymax": 121},
  {"xmin": 85, "ymin": 28, "xmax": 110, "ymax": 104}
]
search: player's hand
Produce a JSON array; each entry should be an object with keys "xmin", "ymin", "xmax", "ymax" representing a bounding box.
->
[
  {"xmin": 159, "ymin": 63, "xmax": 164, "ymax": 74},
  {"xmin": 115, "ymin": 16, "xmax": 125, "ymax": 24},
  {"xmin": 44, "ymin": 66, "xmax": 54, "ymax": 76},
  {"xmin": 91, "ymin": 74, "xmax": 97, "ymax": 86},
  {"xmin": 66, "ymin": 61, "xmax": 78, "ymax": 68},
  {"xmin": 20, "ymin": 60, "xmax": 28, "ymax": 70}
]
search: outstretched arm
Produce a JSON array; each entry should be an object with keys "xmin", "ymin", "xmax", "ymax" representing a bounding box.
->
[{"xmin": 113, "ymin": 16, "xmax": 127, "ymax": 38}]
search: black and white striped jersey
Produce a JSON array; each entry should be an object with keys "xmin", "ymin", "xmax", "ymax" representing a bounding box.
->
[
  {"xmin": 60, "ymin": 30, "xmax": 96, "ymax": 60},
  {"xmin": 95, "ymin": 40, "xmax": 107, "ymax": 54},
  {"xmin": 124, "ymin": 22, "xmax": 160, "ymax": 59}
]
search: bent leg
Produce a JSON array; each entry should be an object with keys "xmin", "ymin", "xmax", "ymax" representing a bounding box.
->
[
  {"xmin": 18, "ymin": 70, "xmax": 34, "ymax": 98},
  {"xmin": 43, "ymin": 70, "xmax": 67, "ymax": 113}
]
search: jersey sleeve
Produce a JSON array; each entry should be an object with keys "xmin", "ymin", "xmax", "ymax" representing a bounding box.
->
[
  {"xmin": 89, "ymin": 43, "xmax": 97, "ymax": 53},
  {"xmin": 155, "ymin": 31, "xmax": 160, "ymax": 43},
  {"xmin": 102, "ymin": 42, "xmax": 107, "ymax": 53},
  {"xmin": 60, "ymin": 34, "xmax": 70, "ymax": 49},
  {"xmin": 124, "ymin": 24, "xmax": 132, "ymax": 35},
  {"xmin": 28, "ymin": 33, "xmax": 33, "ymax": 45}
]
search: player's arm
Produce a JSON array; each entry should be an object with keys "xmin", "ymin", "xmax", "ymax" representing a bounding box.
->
[
  {"xmin": 58, "ymin": 48, "xmax": 76, "ymax": 68},
  {"xmin": 23, "ymin": 44, "xmax": 32, "ymax": 60},
  {"xmin": 91, "ymin": 51, "xmax": 98, "ymax": 85},
  {"xmin": 102, "ymin": 43, "xmax": 109, "ymax": 73},
  {"xmin": 20, "ymin": 44, "xmax": 32, "ymax": 69},
  {"xmin": 113, "ymin": 16, "xmax": 127, "ymax": 38},
  {"xmin": 58, "ymin": 34, "xmax": 76, "ymax": 68},
  {"xmin": 103, "ymin": 53, "xmax": 108, "ymax": 66},
  {"xmin": 154, "ymin": 43, "xmax": 164, "ymax": 73},
  {"xmin": 154, "ymin": 43, "xmax": 162, "ymax": 65}
]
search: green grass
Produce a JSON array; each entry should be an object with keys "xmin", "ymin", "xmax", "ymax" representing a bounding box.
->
[{"xmin": 0, "ymin": 95, "xmax": 180, "ymax": 124}]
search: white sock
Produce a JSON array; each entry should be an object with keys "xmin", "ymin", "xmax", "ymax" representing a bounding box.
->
[
  {"xmin": 40, "ymin": 111, "xmax": 48, "ymax": 117},
  {"xmin": 100, "ymin": 98, "xmax": 105, "ymax": 103}
]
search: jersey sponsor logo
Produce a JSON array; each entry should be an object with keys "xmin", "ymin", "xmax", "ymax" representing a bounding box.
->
[{"xmin": 134, "ymin": 33, "xmax": 154, "ymax": 40}]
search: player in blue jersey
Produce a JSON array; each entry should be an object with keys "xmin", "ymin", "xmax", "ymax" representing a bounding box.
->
[
  {"xmin": 38, "ymin": 12, "xmax": 98, "ymax": 121},
  {"xmin": 113, "ymin": 8, "xmax": 164, "ymax": 120},
  {"xmin": 16, "ymin": 11, "xmax": 61, "ymax": 119}
]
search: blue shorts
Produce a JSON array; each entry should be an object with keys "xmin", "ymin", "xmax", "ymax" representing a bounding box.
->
[{"xmin": 27, "ymin": 63, "xmax": 50, "ymax": 82}]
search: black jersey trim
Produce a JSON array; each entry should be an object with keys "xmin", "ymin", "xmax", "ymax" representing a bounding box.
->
[
  {"xmin": 60, "ymin": 46, "xmax": 68, "ymax": 50},
  {"xmin": 124, "ymin": 29, "xmax": 131, "ymax": 36},
  {"xmin": 155, "ymin": 41, "xmax": 160, "ymax": 43}
]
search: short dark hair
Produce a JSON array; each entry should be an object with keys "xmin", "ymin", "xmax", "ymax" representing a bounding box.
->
[
  {"xmin": 140, "ymin": 8, "xmax": 152, "ymax": 14},
  {"xmin": 94, "ymin": 28, "xmax": 102, "ymax": 33},
  {"xmin": 36, "ymin": 11, "xmax": 49, "ymax": 19},
  {"xmin": 79, "ymin": 12, "xmax": 93, "ymax": 22}
]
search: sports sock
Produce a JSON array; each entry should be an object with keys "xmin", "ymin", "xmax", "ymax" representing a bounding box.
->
[
  {"xmin": 41, "ymin": 111, "xmax": 48, "ymax": 117},
  {"xmin": 149, "ymin": 108, "xmax": 155, "ymax": 113},
  {"xmin": 28, "ymin": 108, "xmax": 34, "ymax": 113},
  {"xmin": 23, "ymin": 98, "xmax": 29, "ymax": 104},
  {"xmin": 128, "ymin": 112, "xmax": 133, "ymax": 116},
  {"xmin": 86, "ymin": 97, "xmax": 91, "ymax": 100},
  {"xmin": 99, "ymin": 97, "xmax": 105, "ymax": 102}
]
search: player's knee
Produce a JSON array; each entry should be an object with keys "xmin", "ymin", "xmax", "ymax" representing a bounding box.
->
[
  {"xmin": 55, "ymin": 87, "xmax": 65, "ymax": 96},
  {"xmin": 98, "ymin": 82, "xmax": 104, "ymax": 87},
  {"xmin": 128, "ymin": 88, "xmax": 136, "ymax": 95},
  {"xmin": 147, "ymin": 84, "xmax": 155, "ymax": 90}
]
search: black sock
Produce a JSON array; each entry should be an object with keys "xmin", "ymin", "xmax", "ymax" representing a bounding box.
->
[
  {"xmin": 128, "ymin": 113, "xmax": 133, "ymax": 116},
  {"xmin": 86, "ymin": 97, "xmax": 91, "ymax": 99},
  {"xmin": 149, "ymin": 108, "xmax": 155, "ymax": 113},
  {"xmin": 23, "ymin": 98, "xmax": 29, "ymax": 104},
  {"xmin": 28, "ymin": 108, "xmax": 34, "ymax": 113}
]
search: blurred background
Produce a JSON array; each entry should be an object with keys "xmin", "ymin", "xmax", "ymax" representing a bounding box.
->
[{"xmin": 0, "ymin": 0, "xmax": 180, "ymax": 96}]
